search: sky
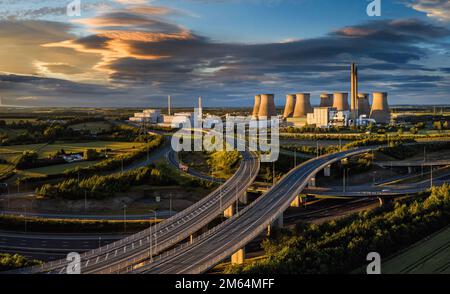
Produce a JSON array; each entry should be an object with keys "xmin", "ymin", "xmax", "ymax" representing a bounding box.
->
[{"xmin": 0, "ymin": 0, "xmax": 449, "ymax": 108}]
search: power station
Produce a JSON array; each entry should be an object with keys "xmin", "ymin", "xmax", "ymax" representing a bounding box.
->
[{"xmin": 129, "ymin": 63, "xmax": 391, "ymax": 128}]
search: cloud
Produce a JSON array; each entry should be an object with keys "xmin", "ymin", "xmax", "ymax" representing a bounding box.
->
[
  {"xmin": 0, "ymin": 3, "xmax": 449, "ymax": 106},
  {"xmin": 407, "ymin": 0, "xmax": 450, "ymax": 22}
]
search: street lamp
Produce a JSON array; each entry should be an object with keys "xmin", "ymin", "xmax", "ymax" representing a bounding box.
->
[
  {"xmin": 123, "ymin": 204, "xmax": 127, "ymax": 233},
  {"xmin": 149, "ymin": 209, "xmax": 157, "ymax": 262}
]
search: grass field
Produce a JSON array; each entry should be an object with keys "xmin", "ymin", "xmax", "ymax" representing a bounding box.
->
[
  {"xmin": 0, "ymin": 141, "xmax": 146, "ymax": 176},
  {"xmin": 16, "ymin": 161, "xmax": 102, "ymax": 177},
  {"xmin": 382, "ymin": 225, "xmax": 450, "ymax": 274}
]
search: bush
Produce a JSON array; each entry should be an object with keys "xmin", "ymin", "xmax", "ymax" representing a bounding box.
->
[{"xmin": 228, "ymin": 185, "xmax": 450, "ymax": 274}]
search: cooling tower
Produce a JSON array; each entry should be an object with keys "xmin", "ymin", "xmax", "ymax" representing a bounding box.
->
[
  {"xmin": 283, "ymin": 94, "xmax": 296, "ymax": 118},
  {"xmin": 252, "ymin": 95, "xmax": 261, "ymax": 118},
  {"xmin": 258, "ymin": 94, "xmax": 277, "ymax": 118},
  {"xmin": 320, "ymin": 93, "xmax": 333, "ymax": 107},
  {"xmin": 332, "ymin": 92, "xmax": 350, "ymax": 111},
  {"xmin": 357, "ymin": 93, "xmax": 371, "ymax": 116},
  {"xmin": 370, "ymin": 92, "xmax": 391, "ymax": 124},
  {"xmin": 293, "ymin": 93, "xmax": 313, "ymax": 118}
]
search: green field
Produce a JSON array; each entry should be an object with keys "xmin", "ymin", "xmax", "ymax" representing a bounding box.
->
[
  {"xmin": 382, "ymin": 226, "xmax": 450, "ymax": 274},
  {"xmin": 0, "ymin": 141, "xmax": 146, "ymax": 176},
  {"xmin": 16, "ymin": 161, "xmax": 102, "ymax": 177}
]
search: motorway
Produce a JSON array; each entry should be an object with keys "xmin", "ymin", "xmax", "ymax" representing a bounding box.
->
[
  {"xmin": 19, "ymin": 150, "xmax": 259, "ymax": 274},
  {"xmin": 132, "ymin": 147, "xmax": 379, "ymax": 274},
  {"xmin": 0, "ymin": 231, "xmax": 124, "ymax": 261}
]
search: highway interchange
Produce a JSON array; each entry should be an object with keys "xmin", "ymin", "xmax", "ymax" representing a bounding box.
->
[{"xmin": 2, "ymin": 140, "xmax": 449, "ymax": 274}]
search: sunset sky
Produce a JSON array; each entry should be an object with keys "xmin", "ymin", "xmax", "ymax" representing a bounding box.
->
[{"xmin": 0, "ymin": 0, "xmax": 449, "ymax": 107}]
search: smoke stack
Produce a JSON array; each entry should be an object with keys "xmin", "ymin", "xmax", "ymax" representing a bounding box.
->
[
  {"xmin": 370, "ymin": 92, "xmax": 390, "ymax": 123},
  {"xmin": 332, "ymin": 92, "xmax": 350, "ymax": 111},
  {"xmin": 320, "ymin": 93, "xmax": 333, "ymax": 107},
  {"xmin": 351, "ymin": 63, "xmax": 358, "ymax": 118},
  {"xmin": 198, "ymin": 96, "xmax": 203, "ymax": 119},
  {"xmin": 283, "ymin": 94, "xmax": 296, "ymax": 118},
  {"xmin": 258, "ymin": 94, "xmax": 276, "ymax": 118},
  {"xmin": 168, "ymin": 95, "xmax": 171, "ymax": 115},
  {"xmin": 293, "ymin": 93, "xmax": 313, "ymax": 118},
  {"xmin": 357, "ymin": 93, "xmax": 371, "ymax": 116}
]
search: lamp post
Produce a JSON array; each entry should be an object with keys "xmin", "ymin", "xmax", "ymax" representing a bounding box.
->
[
  {"xmin": 149, "ymin": 210, "xmax": 157, "ymax": 262},
  {"xmin": 123, "ymin": 204, "xmax": 127, "ymax": 233}
]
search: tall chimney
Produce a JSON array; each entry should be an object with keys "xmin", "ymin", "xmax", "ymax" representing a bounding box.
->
[
  {"xmin": 283, "ymin": 94, "xmax": 296, "ymax": 118},
  {"xmin": 320, "ymin": 93, "xmax": 333, "ymax": 107},
  {"xmin": 351, "ymin": 63, "xmax": 358, "ymax": 119},
  {"xmin": 252, "ymin": 95, "xmax": 261, "ymax": 118},
  {"xmin": 168, "ymin": 95, "xmax": 171, "ymax": 115},
  {"xmin": 332, "ymin": 92, "xmax": 350, "ymax": 111},
  {"xmin": 258, "ymin": 94, "xmax": 276, "ymax": 118},
  {"xmin": 293, "ymin": 93, "xmax": 313, "ymax": 118},
  {"xmin": 370, "ymin": 92, "xmax": 390, "ymax": 124},
  {"xmin": 198, "ymin": 96, "xmax": 203, "ymax": 119}
]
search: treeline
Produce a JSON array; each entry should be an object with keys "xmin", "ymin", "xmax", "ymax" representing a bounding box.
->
[
  {"xmin": 0, "ymin": 253, "xmax": 41, "ymax": 271},
  {"xmin": 228, "ymin": 184, "xmax": 450, "ymax": 274},
  {"xmin": 283, "ymin": 137, "xmax": 415, "ymax": 156},
  {"xmin": 36, "ymin": 165, "xmax": 174, "ymax": 199},
  {"xmin": 0, "ymin": 215, "xmax": 153, "ymax": 234},
  {"xmin": 379, "ymin": 141, "xmax": 450, "ymax": 160},
  {"xmin": 207, "ymin": 150, "xmax": 241, "ymax": 178},
  {"xmin": 36, "ymin": 162, "xmax": 216, "ymax": 199},
  {"xmin": 19, "ymin": 135, "xmax": 164, "ymax": 184}
]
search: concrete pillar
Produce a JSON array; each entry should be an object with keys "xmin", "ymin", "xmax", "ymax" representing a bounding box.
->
[
  {"xmin": 290, "ymin": 195, "xmax": 301, "ymax": 208},
  {"xmin": 224, "ymin": 205, "xmax": 234, "ymax": 218},
  {"xmin": 408, "ymin": 167, "xmax": 413, "ymax": 174},
  {"xmin": 277, "ymin": 213, "xmax": 284, "ymax": 228},
  {"xmin": 231, "ymin": 248, "xmax": 245, "ymax": 265},
  {"xmin": 378, "ymin": 197, "xmax": 385, "ymax": 207},
  {"xmin": 190, "ymin": 234, "xmax": 194, "ymax": 244},
  {"xmin": 308, "ymin": 177, "xmax": 316, "ymax": 187},
  {"xmin": 267, "ymin": 213, "xmax": 284, "ymax": 236},
  {"xmin": 324, "ymin": 165, "xmax": 331, "ymax": 177},
  {"xmin": 239, "ymin": 191, "xmax": 248, "ymax": 205}
]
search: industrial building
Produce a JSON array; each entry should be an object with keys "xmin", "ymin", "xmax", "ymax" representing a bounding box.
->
[
  {"xmin": 307, "ymin": 107, "xmax": 336, "ymax": 128},
  {"xmin": 129, "ymin": 109, "xmax": 161, "ymax": 123}
]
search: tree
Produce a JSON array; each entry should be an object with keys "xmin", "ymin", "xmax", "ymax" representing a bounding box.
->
[{"xmin": 83, "ymin": 149, "xmax": 100, "ymax": 161}]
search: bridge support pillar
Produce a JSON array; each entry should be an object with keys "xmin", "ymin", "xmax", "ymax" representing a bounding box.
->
[
  {"xmin": 308, "ymin": 177, "xmax": 316, "ymax": 187},
  {"xmin": 224, "ymin": 205, "xmax": 234, "ymax": 218},
  {"xmin": 290, "ymin": 195, "xmax": 301, "ymax": 208},
  {"xmin": 267, "ymin": 212, "xmax": 284, "ymax": 236},
  {"xmin": 231, "ymin": 248, "xmax": 245, "ymax": 265},
  {"xmin": 190, "ymin": 234, "xmax": 194, "ymax": 244},
  {"xmin": 377, "ymin": 197, "xmax": 385, "ymax": 207},
  {"xmin": 239, "ymin": 191, "xmax": 248, "ymax": 205},
  {"xmin": 324, "ymin": 165, "xmax": 331, "ymax": 177},
  {"xmin": 408, "ymin": 167, "xmax": 413, "ymax": 174}
]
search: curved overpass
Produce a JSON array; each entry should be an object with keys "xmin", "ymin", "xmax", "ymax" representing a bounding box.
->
[
  {"xmin": 20, "ymin": 150, "xmax": 260, "ymax": 274},
  {"xmin": 132, "ymin": 147, "xmax": 379, "ymax": 274}
]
